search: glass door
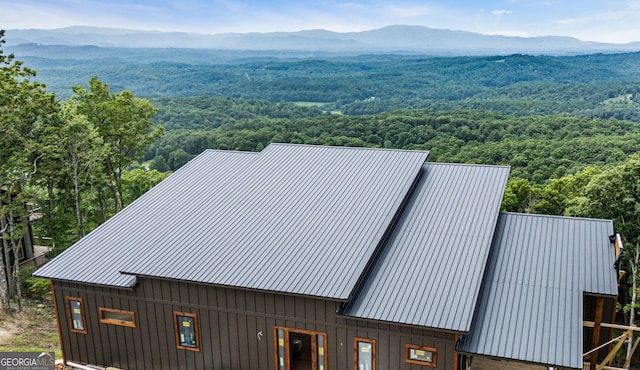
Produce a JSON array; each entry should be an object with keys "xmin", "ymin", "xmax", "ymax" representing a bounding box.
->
[{"xmin": 275, "ymin": 327, "xmax": 328, "ymax": 370}]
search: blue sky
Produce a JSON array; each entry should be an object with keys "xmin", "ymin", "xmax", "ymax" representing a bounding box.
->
[{"xmin": 2, "ymin": 0, "xmax": 639, "ymax": 43}]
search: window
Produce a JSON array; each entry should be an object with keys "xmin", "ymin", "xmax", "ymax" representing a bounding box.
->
[
  {"xmin": 174, "ymin": 311, "xmax": 200, "ymax": 351},
  {"xmin": 354, "ymin": 338, "xmax": 376, "ymax": 370},
  {"xmin": 274, "ymin": 327, "xmax": 328, "ymax": 370},
  {"xmin": 65, "ymin": 297, "xmax": 86, "ymax": 334},
  {"xmin": 405, "ymin": 344, "xmax": 437, "ymax": 367},
  {"xmin": 99, "ymin": 308, "xmax": 136, "ymax": 327}
]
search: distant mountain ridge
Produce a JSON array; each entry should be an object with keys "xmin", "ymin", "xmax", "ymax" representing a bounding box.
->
[{"xmin": 5, "ymin": 25, "xmax": 640, "ymax": 55}]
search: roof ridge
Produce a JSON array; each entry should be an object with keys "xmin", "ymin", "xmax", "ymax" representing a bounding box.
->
[
  {"xmin": 501, "ymin": 211, "xmax": 613, "ymax": 223},
  {"xmin": 425, "ymin": 162, "xmax": 511, "ymax": 169},
  {"xmin": 266, "ymin": 143, "xmax": 430, "ymax": 155},
  {"xmin": 203, "ymin": 148, "xmax": 258, "ymax": 154}
]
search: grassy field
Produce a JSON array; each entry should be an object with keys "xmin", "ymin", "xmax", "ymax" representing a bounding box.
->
[
  {"xmin": 603, "ymin": 94, "xmax": 635, "ymax": 105},
  {"xmin": 292, "ymin": 101, "xmax": 326, "ymax": 107},
  {"xmin": 292, "ymin": 101, "xmax": 343, "ymax": 115},
  {"xmin": 0, "ymin": 299, "xmax": 61, "ymax": 359}
]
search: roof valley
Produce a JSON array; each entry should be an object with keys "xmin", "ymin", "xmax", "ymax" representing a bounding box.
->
[{"xmin": 339, "ymin": 163, "xmax": 428, "ymax": 308}]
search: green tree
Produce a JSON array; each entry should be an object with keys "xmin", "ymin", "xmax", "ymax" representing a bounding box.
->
[
  {"xmin": 121, "ymin": 169, "xmax": 168, "ymax": 206},
  {"xmin": 59, "ymin": 103, "xmax": 106, "ymax": 237},
  {"xmin": 149, "ymin": 155, "xmax": 169, "ymax": 172},
  {"xmin": 568, "ymin": 153, "xmax": 640, "ymax": 358},
  {"xmin": 532, "ymin": 167, "xmax": 601, "ymax": 215},
  {"xmin": 0, "ymin": 29, "xmax": 59, "ymax": 313},
  {"xmin": 501, "ymin": 179, "xmax": 537, "ymax": 213},
  {"xmin": 72, "ymin": 76, "xmax": 163, "ymax": 213},
  {"xmin": 168, "ymin": 149, "xmax": 192, "ymax": 170}
]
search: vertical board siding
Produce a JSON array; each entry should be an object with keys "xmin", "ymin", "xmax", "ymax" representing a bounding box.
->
[{"xmin": 55, "ymin": 279, "xmax": 455, "ymax": 370}]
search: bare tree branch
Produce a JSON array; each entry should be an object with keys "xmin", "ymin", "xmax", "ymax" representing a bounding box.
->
[{"xmin": 28, "ymin": 153, "xmax": 46, "ymax": 178}]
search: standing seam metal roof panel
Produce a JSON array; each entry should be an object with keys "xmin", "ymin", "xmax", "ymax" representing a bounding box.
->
[
  {"xmin": 456, "ymin": 212, "xmax": 616, "ymax": 368},
  {"xmin": 122, "ymin": 144, "xmax": 429, "ymax": 299},
  {"xmin": 340, "ymin": 162, "xmax": 510, "ymax": 332},
  {"xmin": 38, "ymin": 144, "xmax": 429, "ymax": 301},
  {"xmin": 34, "ymin": 149, "xmax": 259, "ymax": 287}
]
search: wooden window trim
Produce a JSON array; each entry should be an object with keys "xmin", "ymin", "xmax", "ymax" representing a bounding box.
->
[
  {"xmin": 273, "ymin": 326, "xmax": 328, "ymax": 370},
  {"xmin": 99, "ymin": 307, "xmax": 136, "ymax": 328},
  {"xmin": 454, "ymin": 334, "xmax": 459, "ymax": 370},
  {"xmin": 174, "ymin": 311, "xmax": 200, "ymax": 352},
  {"xmin": 65, "ymin": 296, "xmax": 87, "ymax": 334},
  {"xmin": 405, "ymin": 344, "xmax": 437, "ymax": 367},
  {"xmin": 354, "ymin": 337, "xmax": 376, "ymax": 370}
]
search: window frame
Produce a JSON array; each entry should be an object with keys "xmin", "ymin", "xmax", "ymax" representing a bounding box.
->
[
  {"xmin": 405, "ymin": 344, "xmax": 437, "ymax": 367},
  {"xmin": 99, "ymin": 307, "xmax": 136, "ymax": 328},
  {"xmin": 173, "ymin": 311, "xmax": 200, "ymax": 352},
  {"xmin": 354, "ymin": 337, "xmax": 376, "ymax": 370},
  {"xmin": 273, "ymin": 326, "xmax": 328, "ymax": 370},
  {"xmin": 65, "ymin": 296, "xmax": 87, "ymax": 334}
]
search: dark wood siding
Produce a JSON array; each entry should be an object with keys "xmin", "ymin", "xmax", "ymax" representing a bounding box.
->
[{"xmin": 53, "ymin": 278, "xmax": 457, "ymax": 370}]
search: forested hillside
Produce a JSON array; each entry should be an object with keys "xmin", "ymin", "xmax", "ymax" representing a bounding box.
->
[
  {"xmin": 9, "ymin": 43, "xmax": 640, "ymax": 121},
  {"xmin": 146, "ymin": 98, "xmax": 640, "ymax": 181}
]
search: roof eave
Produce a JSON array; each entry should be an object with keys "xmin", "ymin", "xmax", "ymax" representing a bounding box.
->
[
  {"xmin": 336, "ymin": 312, "xmax": 469, "ymax": 335},
  {"xmin": 124, "ymin": 272, "xmax": 352, "ymax": 302},
  {"xmin": 47, "ymin": 277, "xmax": 137, "ymax": 291},
  {"xmin": 453, "ymin": 350, "xmax": 580, "ymax": 370}
]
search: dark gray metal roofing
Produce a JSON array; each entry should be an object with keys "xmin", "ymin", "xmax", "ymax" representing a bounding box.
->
[
  {"xmin": 36, "ymin": 144, "xmax": 428, "ymax": 300},
  {"xmin": 35, "ymin": 149, "xmax": 258, "ymax": 287},
  {"xmin": 340, "ymin": 163, "xmax": 510, "ymax": 332},
  {"xmin": 456, "ymin": 212, "xmax": 617, "ymax": 369}
]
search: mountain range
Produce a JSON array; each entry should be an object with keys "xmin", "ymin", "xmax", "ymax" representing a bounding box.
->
[{"xmin": 5, "ymin": 25, "xmax": 640, "ymax": 55}]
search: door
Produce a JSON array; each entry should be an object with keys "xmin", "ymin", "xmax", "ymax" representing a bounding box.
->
[
  {"xmin": 289, "ymin": 331, "xmax": 313, "ymax": 370},
  {"xmin": 274, "ymin": 327, "xmax": 327, "ymax": 370}
]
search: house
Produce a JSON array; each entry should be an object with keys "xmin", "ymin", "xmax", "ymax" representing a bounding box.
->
[
  {"xmin": 0, "ymin": 215, "xmax": 36, "ymax": 264},
  {"xmin": 1, "ymin": 190, "xmax": 37, "ymax": 265},
  {"xmin": 34, "ymin": 144, "xmax": 619, "ymax": 370},
  {"xmin": 2, "ymin": 196, "xmax": 45, "ymax": 293}
]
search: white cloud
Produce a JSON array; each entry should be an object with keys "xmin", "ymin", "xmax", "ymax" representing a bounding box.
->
[{"xmin": 491, "ymin": 9, "xmax": 513, "ymax": 16}]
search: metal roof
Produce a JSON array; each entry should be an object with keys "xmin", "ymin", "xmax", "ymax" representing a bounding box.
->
[
  {"xmin": 456, "ymin": 212, "xmax": 617, "ymax": 369},
  {"xmin": 340, "ymin": 163, "xmax": 510, "ymax": 332},
  {"xmin": 34, "ymin": 149, "xmax": 258, "ymax": 287},
  {"xmin": 36, "ymin": 144, "xmax": 428, "ymax": 300}
]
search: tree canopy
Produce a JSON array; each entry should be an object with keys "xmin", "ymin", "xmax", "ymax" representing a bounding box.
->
[
  {"xmin": 0, "ymin": 29, "xmax": 60, "ymax": 313},
  {"xmin": 0, "ymin": 31, "xmax": 164, "ymax": 312}
]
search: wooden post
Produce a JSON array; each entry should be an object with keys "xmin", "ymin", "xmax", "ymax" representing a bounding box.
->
[
  {"xmin": 590, "ymin": 297, "xmax": 605, "ymax": 370},
  {"xmin": 454, "ymin": 334, "xmax": 459, "ymax": 370},
  {"xmin": 608, "ymin": 298, "xmax": 617, "ymax": 359}
]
